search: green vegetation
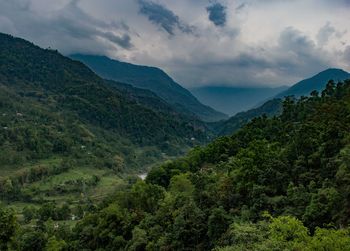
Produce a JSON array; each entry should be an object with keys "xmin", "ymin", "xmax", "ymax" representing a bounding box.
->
[
  {"xmin": 276, "ymin": 68, "xmax": 350, "ymax": 98},
  {"xmin": 0, "ymin": 32, "xmax": 211, "ymax": 244},
  {"xmin": 1, "ymin": 33, "xmax": 350, "ymax": 250},
  {"xmin": 214, "ymin": 98, "xmax": 283, "ymax": 136},
  {"xmin": 2, "ymin": 79, "xmax": 350, "ymax": 249},
  {"xmin": 70, "ymin": 54, "xmax": 228, "ymax": 122},
  {"xmin": 0, "ymin": 32, "xmax": 212, "ymax": 209},
  {"xmin": 215, "ymin": 69, "xmax": 350, "ymax": 137}
]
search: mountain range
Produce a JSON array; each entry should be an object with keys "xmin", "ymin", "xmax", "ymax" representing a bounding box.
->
[
  {"xmin": 276, "ymin": 68, "xmax": 350, "ymax": 98},
  {"xmin": 1, "ymin": 31, "xmax": 350, "ymax": 250},
  {"xmin": 70, "ymin": 54, "xmax": 228, "ymax": 122},
  {"xmin": 0, "ymin": 34, "xmax": 349, "ymax": 187},
  {"xmin": 190, "ymin": 86, "xmax": 287, "ymax": 116},
  {"xmin": 0, "ymin": 33, "xmax": 210, "ymax": 172},
  {"xmin": 217, "ymin": 68, "xmax": 350, "ymax": 136}
]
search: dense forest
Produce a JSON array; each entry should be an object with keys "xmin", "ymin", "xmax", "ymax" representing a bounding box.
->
[
  {"xmin": 0, "ymin": 32, "xmax": 215, "ymax": 237},
  {"xmin": 0, "ymin": 32, "xmax": 214, "ymax": 204},
  {"xmin": 2, "ymin": 78, "xmax": 350, "ymax": 250}
]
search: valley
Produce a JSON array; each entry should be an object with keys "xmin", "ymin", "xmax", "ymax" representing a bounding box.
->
[
  {"xmin": 0, "ymin": 2, "xmax": 350, "ymax": 248},
  {"xmin": 0, "ymin": 33, "xmax": 206, "ymax": 218}
]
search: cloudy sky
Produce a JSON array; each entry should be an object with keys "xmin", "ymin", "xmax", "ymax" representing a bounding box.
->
[{"xmin": 0, "ymin": 0, "xmax": 349, "ymax": 88}]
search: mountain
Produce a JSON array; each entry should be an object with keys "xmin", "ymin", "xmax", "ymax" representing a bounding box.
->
[
  {"xmin": 191, "ymin": 86, "xmax": 287, "ymax": 116},
  {"xmin": 276, "ymin": 68, "xmax": 350, "ymax": 98},
  {"xmin": 0, "ymin": 33, "xmax": 212, "ymax": 204},
  {"xmin": 6, "ymin": 79, "xmax": 350, "ymax": 250},
  {"xmin": 214, "ymin": 69, "xmax": 350, "ymax": 136},
  {"xmin": 70, "ymin": 54, "xmax": 228, "ymax": 122},
  {"xmin": 216, "ymin": 98, "xmax": 283, "ymax": 135}
]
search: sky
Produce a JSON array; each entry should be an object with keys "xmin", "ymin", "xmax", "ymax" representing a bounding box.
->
[{"xmin": 0, "ymin": 0, "xmax": 349, "ymax": 88}]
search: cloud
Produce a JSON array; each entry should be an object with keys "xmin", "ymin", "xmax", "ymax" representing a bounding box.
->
[
  {"xmin": 235, "ymin": 3, "xmax": 246, "ymax": 12},
  {"xmin": 344, "ymin": 46, "xmax": 350, "ymax": 62},
  {"xmin": 317, "ymin": 22, "xmax": 336, "ymax": 47},
  {"xmin": 103, "ymin": 32, "xmax": 132, "ymax": 49},
  {"xmin": 206, "ymin": 2, "xmax": 227, "ymax": 27},
  {"xmin": 279, "ymin": 27, "xmax": 316, "ymax": 56},
  {"xmin": 0, "ymin": 0, "xmax": 349, "ymax": 88},
  {"xmin": 0, "ymin": 0, "xmax": 133, "ymax": 54},
  {"xmin": 137, "ymin": 0, "xmax": 193, "ymax": 35}
]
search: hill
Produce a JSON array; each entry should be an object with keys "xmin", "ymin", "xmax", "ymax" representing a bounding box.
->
[
  {"xmin": 216, "ymin": 98, "xmax": 283, "ymax": 135},
  {"xmin": 0, "ymin": 33, "xmax": 210, "ymax": 205},
  {"xmin": 215, "ymin": 69, "xmax": 350, "ymax": 136},
  {"xmin": 276, "ymin": 68, "xmax": 350, "ymax": 98},
  {"xmin": 70, "ymin": 54, "xmax": 228, "ymax": 122},
  {"xmin": 191, "ymin": 86, "xmax": 287, "ymax": 116},
  {"xmin": 3, "ymin": 79, "xmax": 350, "ymax": 250},
  {"xmin": 82, "ymin": 79, "xmax": 350, "ymax": 250}
]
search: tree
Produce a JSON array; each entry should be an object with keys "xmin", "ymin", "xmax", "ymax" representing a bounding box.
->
[
  {"xmin": 0, "ymin": 207, "xmax": 17, "ymax": 250},
  {"xmin": 207, "ymin": 207, "xmax": 230, "ymax": 244},
  {"xmin": 170, "ymin": 201, "xmax": 206, "ymax": 250},
  {"xmin": 22, "ymin": 206, "xmax": 37, "ymax": 223},
  {"xmin": 307, "ymin": 228, "xmax": 350, "ymax": 250},
  {"xmin": 16, "ymin": 227, "xmax": 47, "ymax": 251},
  {"xmin": 45, "ymin": 237, "xmax": 67, "ymax": 251},
  {"xmin": 303, "ymin": 187, "xmax": 341, "ymax": 229},
  {"xmin": 127, "ymin": 227, "xmax": 147, "ymax": 251}
]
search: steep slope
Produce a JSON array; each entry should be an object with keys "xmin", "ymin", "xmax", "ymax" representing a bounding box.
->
[
  {"xmin": 276, "ymin": 68, "xmax": 350, "ymax": 98},
  {"xmin": 0, "ymin": 32, "xmax": 211, "ymax": 203},
  {"xmin": 216, "ymin": 98, "xmax": 283, "ymax": 135},
  {"xmin": 70, "ymin": 54, "xmax": 228, "ymax": 122},
  {"xmin": 12, "ymin": 79, "xmax": 350, "ymax": 250},
  {"xmin": 216, "ymin": 69, "xmax": 350, "ymax": 136},
  {"xmin": 191, "ymin": 86, "xmax": 287, "ymax": 116},
  {"xmin": 104, "ymin": 80, "xmax": 188, "ymax": 117}
]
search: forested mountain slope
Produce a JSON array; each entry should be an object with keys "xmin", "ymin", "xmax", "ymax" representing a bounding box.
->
[
  {"xmin": 216, "ymin": 98, "xmax": 283, "ymax": 136},
  {"xmin": 0, "ymin": 33, "xmax": 212, "ymax": 210},
  {"xmin": 216, "ymin": 68, "xmax": 350, "ymax": 136},
  {"xmin": 3, "ymin": 80, "xmax": 350, "ymax": 250},
  {"xmin": 70, "ymin": 54, "xmax": 228, "ymax": 122},
  {"xmin": 86, "ymin": 80, "xmax": 350, "ymax": 250},
  {"xmin": 276, "ymin": 68, "xmax": 350, "ymax": 98},
  {"xmin": 0, "ymin": 32, "xmax": 208, "ymax": 161}
]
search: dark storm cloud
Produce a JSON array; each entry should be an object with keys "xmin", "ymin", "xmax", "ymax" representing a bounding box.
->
[
  {"xmin": 279, "ymin": 27, "xmax": 316, "ymax": 56},
  {"xmin": 177, "ymin": 26, "xmax": 332, "ymax": 87},
  {"xmin": 258, "ymin": 27, "xmax": 330, "ymax": 79},
  {"xmin": 0, "ymin": 0, "xmax": 133, "ymax": 54},
  {"xmin": 52, "ymin": 0, "xmax": 133, "ymax": 49},
  {"xmin": 0, "ymin": 0, "xmax": 348, "ymax": 88},
  {"xmin": 137, "ymin": 0, "xmax": 193, "ymax": 35},
  {"xmin": 103, "ymin": 32, "xmax": 132, "ymax": 49},
  {"xmin": 206, "ymin": 2, "xmax": 227, "ymax": 27}
]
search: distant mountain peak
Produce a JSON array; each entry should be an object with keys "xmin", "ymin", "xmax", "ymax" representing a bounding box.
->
[
  {"xmin": 322, "ymin": 68, "xmax": 348, "ymax": 73},
  {"xmin": 276, "ymin": 68, "xmax": 350, "ymax": 98}
]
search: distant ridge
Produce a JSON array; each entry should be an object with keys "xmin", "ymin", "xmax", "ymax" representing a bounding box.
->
[
  {"xmin": 216, "ymin": 99, "xmax": 283, "ymax": 136},
  {"xmin": 0, "ymin": 32, "xmax": 211, "ymax": 170},
  {"xmin": 217, "ymin": 68, "xmax": 350, "ymax": 136},
  {"xmin": 70, "ymin": 54, "xmax": 228, "ymax": 122},
  {"xmin": 191, "ymin": 86, "xmax": 287, "ymax": 116},
  {"xmin": 276, "ymin": 68, "xmax": 350, "ymax": 98}
]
